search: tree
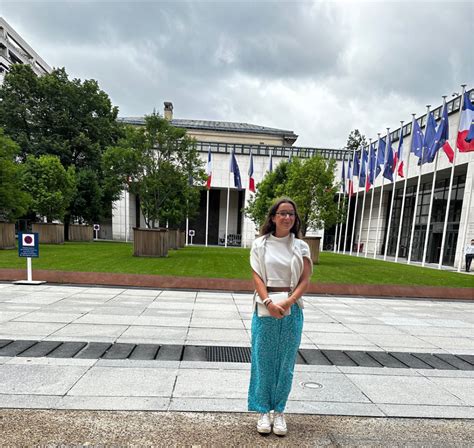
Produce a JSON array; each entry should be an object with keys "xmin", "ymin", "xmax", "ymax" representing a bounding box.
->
[
  {"xmin": 22, "ymin": 155, "xmax": 76, "ymax": 223},
  {"xmin": 0, "ymin": 64, "xmax": 123, "ymax": 227},
  {"xmin": 245, "ymin": 156, "xmax": 340, "ymax": 235},
  {"xmin": 346, "ymin": 129, "xmax": 367, "ymax": 155},
  {"xmin": 0, "ymin": 129, "xmax": 31, "ymax": 221},
  {"xmin": 103, "ymin": 113, "xmax": 205, "ymax": 228}
]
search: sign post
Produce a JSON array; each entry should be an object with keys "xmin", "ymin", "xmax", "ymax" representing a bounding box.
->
[
  {"xmin": 188, "ymin": 229, "xmax": 195, "ymax": 245},
  {"xmin": 14, "ymin": 232, "xmax": 45, "ymax": 285},
  {"xmin": 93, "ymin": 224, "xmax": 100, "ymax": 240}
]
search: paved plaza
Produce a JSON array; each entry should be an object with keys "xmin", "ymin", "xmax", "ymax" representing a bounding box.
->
[{"xmin": 0, "ymin": 282, "xmax": 473, "ymax": 421}]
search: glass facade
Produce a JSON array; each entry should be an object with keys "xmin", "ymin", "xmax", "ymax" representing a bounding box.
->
[{"xmin": 384, "ymin": 173, "xmax": 465, "ymax": 265}]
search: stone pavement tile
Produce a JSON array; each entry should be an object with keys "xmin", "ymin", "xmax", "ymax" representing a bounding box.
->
[
  {"xmin": 73, "ymin": 314, "xmax": 138, "ymax": 325},
  {"xmin": 0, "ymin": 364, "xmax": 90, "ymax": 395},
  {"xmin": 158, "ymin": 291, "xmax": 197, "ymax": 299},
  {"xmin": 96, "ymin": 359, "xmax": 180, "ymax": 369},
  {"xmin": 0, "ymin": 356, "xmax": 12, "ymax": 364},
  {"xmin": 377, "ymin": 317, "xmax": 432, "ymax": 326},
  {"xmin": 306, "ymin": 332, "xmax": 374, "ymax": 346},
  {"xmin": 0, "ymin": 394, "xmax": 60, "ymax": 409},
  {"xmin": 0, "ymin": 321, "xmax": 67, "ymax": 337},
  {"xmin": 119, "ymin": 325, "xmax": 187, "ymax": 342},
  {"xmin": 426, "ymin": 377, "xmax": 474, "ymax": 405},
  {"xmin": 192, "ymin": 303, "xmax": 237, "ymax": 311},
  {"xmin": 426, "ymin": 319, "xmax": 472, "ymax": 328},
  {"xmin": 192, "ymin": 310, "xmax": 241, "ymax": 320},
  {"xmin": 303, "ymin": 322, "xmax": 354, "ymax": 333},
  {"xmin": 396, "ymin": 325, "xmax": 460, "ymax": 337},
  {"xmin": 417, "ymin": 369, "xmax": 474, "ymax": 378},
  {"xmin": 295, "ymin": 364, "xmax": 341, "ymax": 373},
  {"xmin": 168, "ymin": 397, "xmax": 246, "ymax": 412},
  {"xmin": 88, "ymin": 306, "xmax": 145, "ymax": 316},
  {"xmin": 173, "ymin": 369, "xmax": 249, "ymax": 399},
  {"xmin": 149, "ymin": 302, "xmax": 194, "ymax": 311},
  {"xmin": 68, "ymin": 366, "xmax": 177, "ymax": 397},
  {"xmin": 344, "ymin": 324, "xmax": 407, "ymax": 335},
  {"xmin": 337, "ymin": 366, "xmax": 421, "ymax": 376},
  {"xmin": 179, "ymin": 361, "xmax": 250, "ymax": 370},
  {"xmin": 377, "ymin": 404, "xmax": 474, "ymax": 419},
  {"xmin": 13, "ymin": 312, "xmax": 84, "ymax": 323},
  {"xmin": 189, "ymin": 318, "xmax": 245, "ymax": 329},
  {"xmin": 186, "ymin": 328, "xmax": 248, "ymax": 343},
  {"xmin": 291, "ymin": 372, "xmax": 371, "ymax": 403},
  {"xmin": 285, "ymin": 400, "xmax": 385, "ymax": 416},
  {"xmin": 113, "ymin": 289, "xmax": 160, "ymax": 297},
  {"xmin": 141, "ymin": 308, "xmax": 192, "ymax": 318},
  {"xmin": 51, "ymin": 323, "xmax": 128, "ymax": 338},
  {"xmin": 361, "ymin": 334, "xmax": 437, "ymax": 349},
  {"xmin": 7, "ymin": 357, "xmax": 96, "ymax": 367},
  {"xmin": 133, "ymin": 316, "xmax": 191, "ymax": 327},
  {"xmin": 57, "ymin": 396, "xmax": 170, "ymax": 411},
  {"xmin": 0, "ymin": 311, "xmax": 29, "ymax": 322},
  {"xmin": 346, "ymin": 374, "xmax": 465, "ymax": 406},
  {"xmin": 44, "ymin": 335, "xmax": 116, "ymax": 343},
  {"xmin": 316, "ymin": 344, "xmax": 380, "ymax": 351},
  {"xmin": 417, "ymin": 336, "xmax": 474, "ymax": 350},
  {"xmin": 184, "ymin": 340, "xmax": 250, "ymax": 347},
  {"xmin": 7, "ymin": 296, "xmax": 64, "ymax": 306}
]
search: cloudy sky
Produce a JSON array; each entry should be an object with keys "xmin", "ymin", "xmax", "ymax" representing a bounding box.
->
[{"xmin": 2, "ymin": 0, "xmax": 473, "ymax": 147}]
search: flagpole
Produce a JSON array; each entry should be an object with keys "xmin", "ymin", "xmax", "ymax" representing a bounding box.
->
[
  {"xmin": 439, "ymin": 86, "xmax": 466, "ymax": 269},
  {"xmin": 343, "ymin": 148, "xmax": 356, "ymax": 254},
  {"xmin": 365, "ymin": 135, "xmax": 380, "ymax": 257},
  {"xmin": 457, "ymin": 170, "xmax": 473, "ymax": 272},
  {"xmin": 349, "ymin": 150, "xmax": 360, "ymax": 256},
  {"xmin": 356, "ymin": 146, "xmax": 368, "ymax": 257},
  {"xmin": 225, "ymin": 150, "xmax": 231, "ymax": 248},
  {"xmin": 395, "ymin": 117, "xmax": 414, "ymax": 262},
  {"xmin": 408, "ymin": 105, "xmax": 430, "ymax": 264},
  {"xmin": 205, "ymin": 188, "xmax": 210, "ymax": 247},
  {"xmin": 334, "ymin": 192, "xmax": 342, "ymax": 253},
  {"xmin": 374, "ymin": 128, "xmax": 390, "ymax": 259},
  {"xmin": 422, "ymin": 97, "xmax": 447, "ymax": 267},
  {"xmin": 337, "ymin": 155, "xmax": 348, "ymax": 253},
  {"xmin": 384, "ymin": 122, "xmax": 403, "ymax": 260}
]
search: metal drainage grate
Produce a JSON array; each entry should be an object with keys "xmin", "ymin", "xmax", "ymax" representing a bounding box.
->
[{"xmin": 207, "ymin": 346, "xmax": 251, "ymax": 363}]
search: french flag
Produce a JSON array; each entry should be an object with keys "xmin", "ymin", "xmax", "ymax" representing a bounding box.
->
[
  {"xmin": 347, "ymin": 160, "xmax": 353, "ymax": 196},
  {"xmin": 248, "ymin": 151, "xmax": 256, "ymax": 193},
  {"xmin": 457, "ymin": 91, "xmax": 474, "ymax": 153},
  {"xmin": 206, "ymin": 146, "xmax": 212, "ymax": 189},
  {"xmin": 396, "ymin": 129, "xmax": 404, "ymax": 178}
]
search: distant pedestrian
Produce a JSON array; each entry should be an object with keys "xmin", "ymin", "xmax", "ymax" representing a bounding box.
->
[
  {"xmin": 465, "ymin": 239, "xmax": 474, "ymax": 272},
  {"xmin": 248, "ymin": 197, "xmax": 312, "ymax": 436}
]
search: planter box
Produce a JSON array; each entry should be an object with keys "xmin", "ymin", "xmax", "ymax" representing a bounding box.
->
[
  {"xmin": 69, "ymin": 224, "xmax": 93, "ymax": 242},
  {"xmin": 168, "ymin": 229, "xmax": 179, "ymax": 250},
  {"xmin": 302, "ymin": 236, "xmax": 321, "ymax": 265},
  {"xmin": 178, "ymin": 230, "xmax": 186, "ymax": 248},
  {"xmin": 0, "ymin": 222, "xmax": 15, "ymax": 249},
  {"xmin": 32, "ymin": 223, "xmax": 64, "ymax": 244},
  {"xmin": 133, "ymin": 227, "xmax": 169, "ymax": 257}
]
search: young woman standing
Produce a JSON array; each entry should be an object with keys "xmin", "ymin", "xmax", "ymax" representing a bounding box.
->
[{"xmin": 248, "ymin": 197, "xmax": 312, "ymax": 436}]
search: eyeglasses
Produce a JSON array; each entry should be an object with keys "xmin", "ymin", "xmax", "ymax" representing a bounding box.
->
[{"xmin": 275, "ymin": 212, "xmax": 296, "ymax": 218}]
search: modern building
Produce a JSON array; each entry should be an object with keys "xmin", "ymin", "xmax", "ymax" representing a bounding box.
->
[
  {"xmin": 109, "ymin": 102, "xmax": 344, "ymax": 247},
  {"xmin": 0, "ymin": 17, "xmax": 51, "ymax": 84}
]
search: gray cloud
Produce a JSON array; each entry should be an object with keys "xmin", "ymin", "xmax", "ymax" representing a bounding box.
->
[{"xmin": 2, "ymin": 0, "xmax": 473, "ymax": 147}]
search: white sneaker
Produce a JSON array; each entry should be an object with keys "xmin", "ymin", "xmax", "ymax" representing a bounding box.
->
[
  {"xmin": 273, "ymin": 412, "xmax": 287, "ymax": 436},
  {"xmin": 256, "ymin": 413, "xmax": 271, "ymax": 434}
]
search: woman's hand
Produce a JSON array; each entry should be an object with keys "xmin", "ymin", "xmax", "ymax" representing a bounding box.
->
[{"xmin": 268, "ymin": 302, "xmax": 286, "ymax": 319}]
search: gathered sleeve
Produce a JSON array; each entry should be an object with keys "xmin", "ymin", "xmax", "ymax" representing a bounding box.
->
[{"xmin": 299, "ymin": 239, "xmax": 313, "ymax": 274}]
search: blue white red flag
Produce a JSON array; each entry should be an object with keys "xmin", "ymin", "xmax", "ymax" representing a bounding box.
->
[
  {"xmin": 396, "ymin": 128, "xmax": 404, "ymax": 178},
  {"xmin": 411, "ymin": 118, "xmax": 424, "ymax": 158},
  {"xmin": 376, "ymin": 136, "xmax": 386, "ymax": 178},
  {"xmin": 457, "ymin": 91, "xmax": 474, "ymax": 153},
  {"xmin": 359, "ymin": 148, "xmax": 367, "ymax": 188},
  {"xmin": 230, "ymin": 150, "xmax": 242, "ymax": 190},
  {"xmin": 348, "ymin": 160, "xmax": 353, "ymax": 196},
  {"xmin": 248, "ymin": 151, "xmax": 256, "ymax": 193},
  {"xmin": 341, "ymin": 161, "xmax": 346, "ymax": 194},
  {"xmin": 206, "ymin": 146, "xmax": 212, "ymax": 189},
  {"xmin": 383, "ymin": 133, "xmax": 394, "ymax": 182},
  {"xmin": 428, "ymin": 102, "xmax": 454, "ymax": 163},
  {"xmin": 367, "ymin": 142, "xmax": 376, "ymax": 191},
  {"xmin": 421, "ymin": 112, "xmax": 437, "ymax": 164},
  {"xmin": 353, "ymin": 151, "xmax": 360, "ymax": 178}
]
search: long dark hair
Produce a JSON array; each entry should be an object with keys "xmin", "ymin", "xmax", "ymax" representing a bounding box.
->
[{"xmin": 260, "ymin": 197, "xmax": 302, "ymax": 238}]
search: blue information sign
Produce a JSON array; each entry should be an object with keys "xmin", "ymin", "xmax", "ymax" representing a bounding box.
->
[{"xmin": 18, "ymin": 232, "xmax": 39, "ymax": 258}]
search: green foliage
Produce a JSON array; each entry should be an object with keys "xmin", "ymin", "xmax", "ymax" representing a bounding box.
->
[
  {"xmin": 245, "ymin": 156, "xmax": 340, "ymax": 235},
  {"xmin": 244, "ymin": 161, "xmax": 289, "ymax": 230},
  {"xmin": 69, "ymin": 169, "xmax": 102, "ymax": 224},
  {"xmin": 346, "ymin": 129, "xmax": 367, "ymax": 154},
  {"xmin": 285, "ymin": 157, "xmax": 340, "ymax": 235},
  {"xmin": 22, "ymin": 155, "xmax": 76, "ymax": 222},
  {"xmin": 0, "ymin": 129, "xmax": 31, "ymax": 221},
  {"xmin": 103, "ymin": 113, "xmax": 205, "ymax": 228},
  {"xmin": 0, "ymin": 64, "xmax": 123, "ymax": 224}
]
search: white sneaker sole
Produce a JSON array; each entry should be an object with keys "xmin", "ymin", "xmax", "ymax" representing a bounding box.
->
[
  {"xmin": 257, "ymin": 426, "xmax": 271, "ymax": 434},
  {"xmin": 273, "ymin": 427, "xmax": 287, "ymax": 436}
]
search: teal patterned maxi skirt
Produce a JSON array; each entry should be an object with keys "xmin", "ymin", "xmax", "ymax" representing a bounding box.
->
[{"xmin": 248, "ymin": 304, "xmax": 303, "ymax": 413}]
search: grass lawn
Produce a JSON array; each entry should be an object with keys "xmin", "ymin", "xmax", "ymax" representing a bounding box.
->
[{"xmin": 1, "ymin": 241, "xmax": 473, "ymax": 288}]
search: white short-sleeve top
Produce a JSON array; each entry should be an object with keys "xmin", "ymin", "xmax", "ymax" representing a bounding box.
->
[{"xmin": 265, "ymin": 234, "xmax": 292, "ymax": 287}]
